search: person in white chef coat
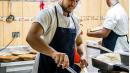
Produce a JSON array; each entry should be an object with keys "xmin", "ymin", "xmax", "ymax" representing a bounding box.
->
[{"xmin": 87, "ymin": 0, "xmax": 129, "ymax": 54}]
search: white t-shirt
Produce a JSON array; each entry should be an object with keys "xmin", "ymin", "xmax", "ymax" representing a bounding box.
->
[
  {"xmin": 32, "ymin": 3, "xmax": 80, "ymax": 73},
  {"xmin": 102, "ymin": 3, "xmax": 129, "ymax": 54},
  {"xmin": 34, "ymin": 3, "xmax": 80, "ymax": 44}
]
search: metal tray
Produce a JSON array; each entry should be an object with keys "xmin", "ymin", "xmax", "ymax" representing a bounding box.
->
[
  {"xmin": 92, "ymin": 54, "xmax": 129, "ymax": 72},
  {"xmin": 0, "ymin": 60, "xmax": 34, "ymax": 73}
]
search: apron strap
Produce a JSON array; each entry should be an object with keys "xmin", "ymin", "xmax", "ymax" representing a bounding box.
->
[
  {"xmin": 118, "ymin": 34, "xmax": 129, "ymax": 44},
  {"xmin": 118, "ymin": 34, "xmax": 127, "ymax": 37},
  {"xmin": 55, "ymin": 6, "xmax": 59, "ymax": 27},
  {"xmin": 126, "ymin": 35, "xmax": 129, "ymax": 44},
  {"xmin": 71, "ymin": 16, "xmax": 77, "ymax": 32},
  {"xmin": 55, "ymin": 6, "xmax": 77, "ymax": 31}
]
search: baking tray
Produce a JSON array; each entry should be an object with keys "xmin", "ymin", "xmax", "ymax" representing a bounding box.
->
[{"xmin": 92, "ymin": 54, "xmax": 129, "ymax": 72}]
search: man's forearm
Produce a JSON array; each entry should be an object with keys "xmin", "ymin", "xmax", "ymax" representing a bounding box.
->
[
  {"xmin": 76, "ymin": 35, "xmax": 86, "ymax": 56},
  {"xmin": 77, "ymin": 44, "xmax": 86, "ymax": 57},
  {"xmin": 77, "ymin": 46, "xmax": 83, "ymax": 56},
  {"xmin": 26, "ymin": 36, "xmax": 56, "ymax": 57},
  {"xmin": 87, "ymin": 30, "xmax": 104, "ymax": 38}
]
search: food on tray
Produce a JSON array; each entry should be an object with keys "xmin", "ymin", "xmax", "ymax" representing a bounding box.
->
[
  {"xmin": 18, "ymin": 54, "xmax": 36, "ymax": 61},
  {"xmin": 30, "ymin": 49, "xmax": 37, "ymax": 54},
  {"xmin": 0, "ymin": 52, "xmax": 12, "ymax": 56},
  {"xmin": 0, "ymin": 56, "xmax": 19, "ymax": 62},
  {"xmin": 90, "ymin": 26, "xmax": 103, "ymax": 32},
  {"xmin": 96, "ymin": 53, "xmax": 121, "ymax": 65},
  {"xmin": 12, "ymin": 51, "xmax": 29, "ymax": 56}
]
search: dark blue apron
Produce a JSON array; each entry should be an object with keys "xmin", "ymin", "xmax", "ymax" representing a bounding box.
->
[
  {"xmin": 37, "ymin": 6, "xmax": 80, "ymax": 73},
  {"xmin": 102, "ymin": 30, "xmax": 129, "ymax": 51}
]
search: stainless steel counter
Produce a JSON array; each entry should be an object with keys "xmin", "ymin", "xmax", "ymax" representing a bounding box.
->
[{"xmin": 0, "ymin": 60, "xmax": 34, "ymax": 73}]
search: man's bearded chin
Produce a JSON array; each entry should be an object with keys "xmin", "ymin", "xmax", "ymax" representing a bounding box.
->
[
  {"xmin": 60, "ymin": 2, "xmax": 71, "ymax": 13},
  {"xmin": 62, "ymin": 6, "xmax": 71, "ymax": 13}
]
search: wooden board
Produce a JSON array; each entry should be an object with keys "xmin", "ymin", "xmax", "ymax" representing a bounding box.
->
[
  {"xmin": 3, "ymin": 21, "xmax": 22, "ymax": 47},
  {"xmin": 85, "ymin": 0, "xmax": 101, "ymax": 16},
  {"xmin": 0, "ymin": 21, "xmax": 4, "ymax": 48},
  {"xmin": 3, "ymin": 1, "xmax": 10, "ymax": 16},
  {"xmin": 100, "ymin": 0, "xmax": 109, "ymax": 17},
  {"xmin": 22, "ymin": 21, "xmax": 32, "ymax": 45},
  {"xmin": 11, "ymin": 2, "xmax": 23, "ymax": 17},
  {"xmin": 0, "ymin": 1, "xmax": 2, "ymax": 16},
  {"xmin": 119, "ymin": 0, "xmax": 129, "ymax": 15},
  {"xmin": 23, "ymin": 2, "xmax": 40, "ymax": 17}
]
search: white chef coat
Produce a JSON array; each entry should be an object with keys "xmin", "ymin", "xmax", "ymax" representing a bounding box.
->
[{"xmin": 102, "ymin": 3, "xmax": 129, "ymax": 54}]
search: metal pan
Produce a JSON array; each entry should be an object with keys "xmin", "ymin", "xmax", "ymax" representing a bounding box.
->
[{"xmin": 92, "ymin": 54, "xmax": 129, "ymax": 72}]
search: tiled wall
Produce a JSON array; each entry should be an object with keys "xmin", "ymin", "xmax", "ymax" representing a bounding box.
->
[{"xmin": 0, "ymin": 0, "xmax": 129, "ymax": 48}]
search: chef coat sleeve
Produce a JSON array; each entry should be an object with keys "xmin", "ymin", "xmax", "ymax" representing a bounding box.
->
[{"xmin": 102, "ymin": 11, "xmax": 117, "ymax": 30}]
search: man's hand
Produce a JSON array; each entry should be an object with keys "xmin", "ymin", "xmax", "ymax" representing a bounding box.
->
[
  {"xmin": 87, "ymin": 28, "xmax": 92, "ymax": 36},
  {"xmin": 80, "ymin": 55, "xmax": 88, "ymax": 68},
  {"xmin": 51, "ymin": 51, "xmax": 69, "ymax": 69}
]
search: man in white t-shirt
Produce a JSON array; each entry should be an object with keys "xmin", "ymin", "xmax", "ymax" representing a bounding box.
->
[
  {"xmin": 87, "ymin": 0, "xmax": 129, "ymax": 54},
  {"xmin": 26, "ymin": 0, "xmax": 88, "ymax": 73}
]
